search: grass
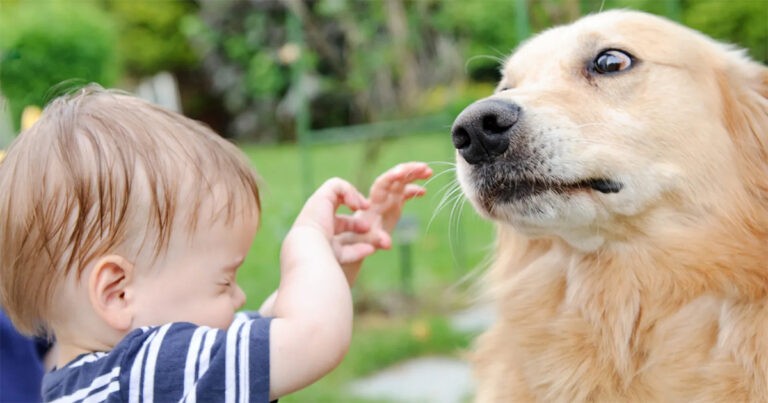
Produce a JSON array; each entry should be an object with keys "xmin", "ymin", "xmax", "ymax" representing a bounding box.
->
[{"xmin": 235, "ymin": 131, "xmax": 495, "ymax": 401}]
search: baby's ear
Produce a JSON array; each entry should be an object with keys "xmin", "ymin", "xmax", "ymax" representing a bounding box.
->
[{"xmin": 88, "ymin": 255, "xmax": 135, "ymax": 332}]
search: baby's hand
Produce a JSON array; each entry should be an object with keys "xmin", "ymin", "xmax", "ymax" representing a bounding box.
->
[
  {"xmin": 292, "ymin": 177, "xmax": 370, "ymax": 239},
  {"xmin": 364, "ymin": 162, "xmax": 433, "ymax": 247},
  {"xmin": 334, "ymin": 162, "xmax": 432, "ymax": 265}
]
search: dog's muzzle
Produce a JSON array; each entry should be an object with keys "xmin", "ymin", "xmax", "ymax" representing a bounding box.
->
[{"xmin": 451, "ymin": 99, "xmax": 521, "ymax": 165}]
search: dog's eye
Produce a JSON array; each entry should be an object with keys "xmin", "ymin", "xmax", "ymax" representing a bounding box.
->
[{"xmin": 593, "ymin": 50, "xmax": 633, "ymax": 74}]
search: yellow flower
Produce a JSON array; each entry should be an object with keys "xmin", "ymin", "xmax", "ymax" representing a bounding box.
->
[
  {"xmin": 410, "ymin": 319, "xmax": 431, "ymax": 341},
  {"xmin": 21, "ymin": 105, "xmax": 42, "ymax": 131}
]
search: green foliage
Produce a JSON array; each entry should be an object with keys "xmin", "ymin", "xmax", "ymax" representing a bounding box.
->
[
  {"xmin": 106, "ymin": 0, "xmax": 199, "ymax": 76},
  {"xmin": 0, "ymin": 1, "xmax": 119, "ymax": 130},
  {"xmin": 685, "ymin": 0, "xmax": 768, "ymax": 63},
  {"xmin": 419, "ymin": 82, "xmax": 497, "ymax": 118},
  {"xmin": 246, "ymin": 50, "xmax": 286, "ymax": 97},
  {"xmin": 184, "ymin": 0, "xmax": 473, "ymax": 140},
  {"xmin": 181, "ymin": 2, "xmax": 291, "ymax": 140},
  {"xmin": 432, "ymin": 1, "xmax": 525, "ymax": 81}
]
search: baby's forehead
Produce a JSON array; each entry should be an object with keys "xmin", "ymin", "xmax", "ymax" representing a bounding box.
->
[
  {"xmin": 179, "ymin": 180, "xmax": 261, "ymax": 223},
  {"xmin": 119, "ymin": 186, "xmax": 260, "ymax": 263}
]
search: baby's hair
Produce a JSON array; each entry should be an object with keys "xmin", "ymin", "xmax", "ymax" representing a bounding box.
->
[{"xmin": 0, "ymin": 85, "xmax": 261, "ymax": 335}]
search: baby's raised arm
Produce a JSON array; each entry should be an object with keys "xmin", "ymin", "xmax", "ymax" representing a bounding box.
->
[
  {"xmin": 266, "ymin": 178, "xmax": 369, "ymax": 399},
  {"xmin": 262, "ymin": 163, "xmax": 432, "ymax": 399}
]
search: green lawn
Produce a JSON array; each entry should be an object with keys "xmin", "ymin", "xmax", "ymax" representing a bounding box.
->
[{"xmin": 236, "ymin": 131, "xmax": 495, "ymax": 401}]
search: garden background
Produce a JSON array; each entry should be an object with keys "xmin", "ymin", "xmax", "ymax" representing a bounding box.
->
[{"xmin": 1, "ymin": 0, "xmax": 766, "ymax": 401}]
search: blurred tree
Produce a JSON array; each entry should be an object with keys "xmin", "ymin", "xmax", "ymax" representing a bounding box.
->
[
  {"xmin": 99, "ymin": 1, "xmax": 230, "ymax": 137},
  {"xmin": 184, "ymin": 0, "xmax": 465, "ymax": 141},
  {"xmin": 684, "ymin": 0, "xmax": 767, "ymax": 63},
  {"xmin": 0, "ymin": 1, "xmax": 119, "ymax": 131},
  {"xmin": 433, "ymin": 1, "xmax": 529, "ymax": 83},
  {"xmin": 105, "ymin": 0, "xmax": 200, "ymax": 77},
  {"xmin": 183, "ymin": 0, "xmax": 290, "ymax": 141}
]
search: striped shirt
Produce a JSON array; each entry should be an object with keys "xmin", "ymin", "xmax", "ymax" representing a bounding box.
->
[{"xmin": 42, "ymin": 313, "xmax": 272, "ymax": 403}]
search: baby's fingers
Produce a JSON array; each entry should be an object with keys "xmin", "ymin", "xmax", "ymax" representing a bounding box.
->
[
  {"xmin": 336, "ymin": 243, "xmax": 377, "ymax": 264},
  {"xmin": 403, "ymin": 184, "xmax": 427, "ymax": 200},
  {"xmin": 394, "ymin": 162, "xmax": 433, "ymax": 185},
  {"xmin": 321, "ymin": 177, "xmax": 370, "ymax": 211},
  {"xmin": 400, "ymin": 162, "xmax": 433, "ymax": 182},
  {"xmin": 335, "ymin": 228, "xmax": 392, "ymax": 251},
  {"xmin": 334, "ymin": 215, "xmax": 371, "ymax": 234},
  {"xmin": 371, "ymin": 162, "xmax": 433, "ymax": 199}
]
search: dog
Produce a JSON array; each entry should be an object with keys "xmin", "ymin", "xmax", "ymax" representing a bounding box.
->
[{"xmin": 451, "ymin": 9, "xmax": 768, "ymax": 402}]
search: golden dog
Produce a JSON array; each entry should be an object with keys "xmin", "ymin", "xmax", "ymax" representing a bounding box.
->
[{"xmin": 452, "ymin": 10, "xmax": 768, "ymax": 402}]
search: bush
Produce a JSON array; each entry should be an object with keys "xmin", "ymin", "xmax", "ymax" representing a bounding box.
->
[
  {"xmin": 685, "ymin": 0, "xmax": 768, "ymax": 63},
  {"xmin": 0, "ymin": 1, "xmax": 119, "ymax": 131},
  {"xmin": 105, "ymin": 0, "xmax": 199, "ymax": 76}
]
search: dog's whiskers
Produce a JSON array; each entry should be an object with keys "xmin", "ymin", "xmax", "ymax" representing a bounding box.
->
[
  {"xmin": 424, "ymin": 163, "xmax": 457, "ymax": 188},
  {"xmin": 428, "ymin": 181, "xmax": 464, "ymax": 232},
  {"xmin": 447, "ymin": 189, "xmax": 471, "ymax": 268}
]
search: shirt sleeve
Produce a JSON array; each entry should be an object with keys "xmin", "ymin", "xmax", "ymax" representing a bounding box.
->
[{"xmin": 122, "ymin": 313, "xmax": 273, "ymax": 403}]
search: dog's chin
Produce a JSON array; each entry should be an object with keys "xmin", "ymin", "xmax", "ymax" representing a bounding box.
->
[
  {"xmin": 462, "ymin": 169, "xmax": 621, "ymax": 217},
  {"xmin": 474, "ymin": 185, "xmax": 598, "ymax": 221},
  {"xmin": 467, "ymin": 188, "xmax": 616, "ymax": 251},
  {"xmin": 458, "ymin": 164, "xmax": 623, "ymax": 246}
]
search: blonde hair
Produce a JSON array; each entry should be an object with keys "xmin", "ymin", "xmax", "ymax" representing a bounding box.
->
[{"xmin": 0, "ymin": 85, "xmax": 261, "ymax": 335}]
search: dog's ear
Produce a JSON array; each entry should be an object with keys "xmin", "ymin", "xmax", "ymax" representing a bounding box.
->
[{"xmin": 716, "ymin": 51, "xmax": 768, "ymax": 177}]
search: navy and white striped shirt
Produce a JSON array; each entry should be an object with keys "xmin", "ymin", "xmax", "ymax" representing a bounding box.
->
[{"xmin": 42, "ymin": 312, "xmax": 272, "ymax": 403}]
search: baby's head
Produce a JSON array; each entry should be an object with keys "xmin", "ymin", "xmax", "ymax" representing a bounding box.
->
[{"xmin": 0, "ymin": 86, "xmax": 261, "ymax": 342}]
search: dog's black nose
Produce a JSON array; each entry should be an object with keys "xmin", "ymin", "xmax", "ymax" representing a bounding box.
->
[{"xmin": 451, "ymin": 99, "xmax": 520, "ymax": 165}]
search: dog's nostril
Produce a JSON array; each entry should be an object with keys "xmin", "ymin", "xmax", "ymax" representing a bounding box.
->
[
  {"xmin": 482, "ymin": 114, "xmax": 512, "ymax": 135},
  {"xmin": 452, "ymin": 127, "xmax": 471, "ymax": 149},
  {"xmin": 451, "ymin": 99, "xmax": 519, "ymax": 165}
]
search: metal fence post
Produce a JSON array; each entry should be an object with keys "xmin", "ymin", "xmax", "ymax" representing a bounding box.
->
[
  {"xmin": 515, "ymin": 0, "xmax": 531, "ymax": 42},
  {"xmin": 395, "ymin": 215, "xmax": 420, "ymax": 295},
  {"xmin": 287, "ymin": 12, "xmax": 314, "ymax": 199}
]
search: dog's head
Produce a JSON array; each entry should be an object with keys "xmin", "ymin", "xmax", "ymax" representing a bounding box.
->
[{"xmin": 453, "ymin": 10, "xmax": 768, "ymax": 251}]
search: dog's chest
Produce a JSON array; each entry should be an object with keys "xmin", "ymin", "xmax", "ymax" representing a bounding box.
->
[{"xmin": 474, "ymin": 262, "xmax": 766, "ymax": 402}]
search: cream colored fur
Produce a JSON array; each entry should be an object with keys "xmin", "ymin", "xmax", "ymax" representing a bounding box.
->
[{"xmin": 455, "ymin": 10, "xmax": 768, "ymax": 402}]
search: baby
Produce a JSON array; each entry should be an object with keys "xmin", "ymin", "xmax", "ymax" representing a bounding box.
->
[{"xmin": 0, "ymin": 86, "xmax": 432, "ymax": 402}]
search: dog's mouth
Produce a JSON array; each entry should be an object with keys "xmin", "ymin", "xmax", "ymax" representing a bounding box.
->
[
  {"xmin": 579, "ymin": 178, "xmax": 623, "ymax": 194},
  {"xmin": 480, "ymin": 176, "xmax": 623, "ymax": 204}
]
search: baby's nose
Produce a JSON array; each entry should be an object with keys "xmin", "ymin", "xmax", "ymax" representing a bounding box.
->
[{"xmin": 233, "ymin": 284, "xmax": 247, "ymax": 310}]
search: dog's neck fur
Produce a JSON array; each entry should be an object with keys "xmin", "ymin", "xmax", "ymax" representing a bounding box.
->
[{"xmin": 480, "ymin": 209, "xmax": 768, "ymax": 401}]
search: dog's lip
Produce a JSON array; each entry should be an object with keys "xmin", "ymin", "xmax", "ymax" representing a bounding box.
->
[
  {"xmin": 579, "ymin": 178, "xmax": 623, "ymax": 194},
  {"xmin": 496, "ymin": 177, "xmax": 623, "ymax": 199},
  {"xmin": 528, "ymin": 178, "xmax": 623, "ymax": 193}
]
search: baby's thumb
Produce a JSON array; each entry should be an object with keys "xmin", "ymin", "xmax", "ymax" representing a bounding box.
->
[{"xmin": 338, "ymin": 243, "xmax": 376, "ymax": 264}]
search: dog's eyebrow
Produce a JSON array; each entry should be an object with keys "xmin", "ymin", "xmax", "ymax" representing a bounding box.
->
[{"xmin": 643, "ymin": 59, "xmax": 685, "ymax": 70}]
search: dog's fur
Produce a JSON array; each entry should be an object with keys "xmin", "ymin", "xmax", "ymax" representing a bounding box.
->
[{"xmin": 453, "ymin": 10, "xmax": 768, "ymax": 402}]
